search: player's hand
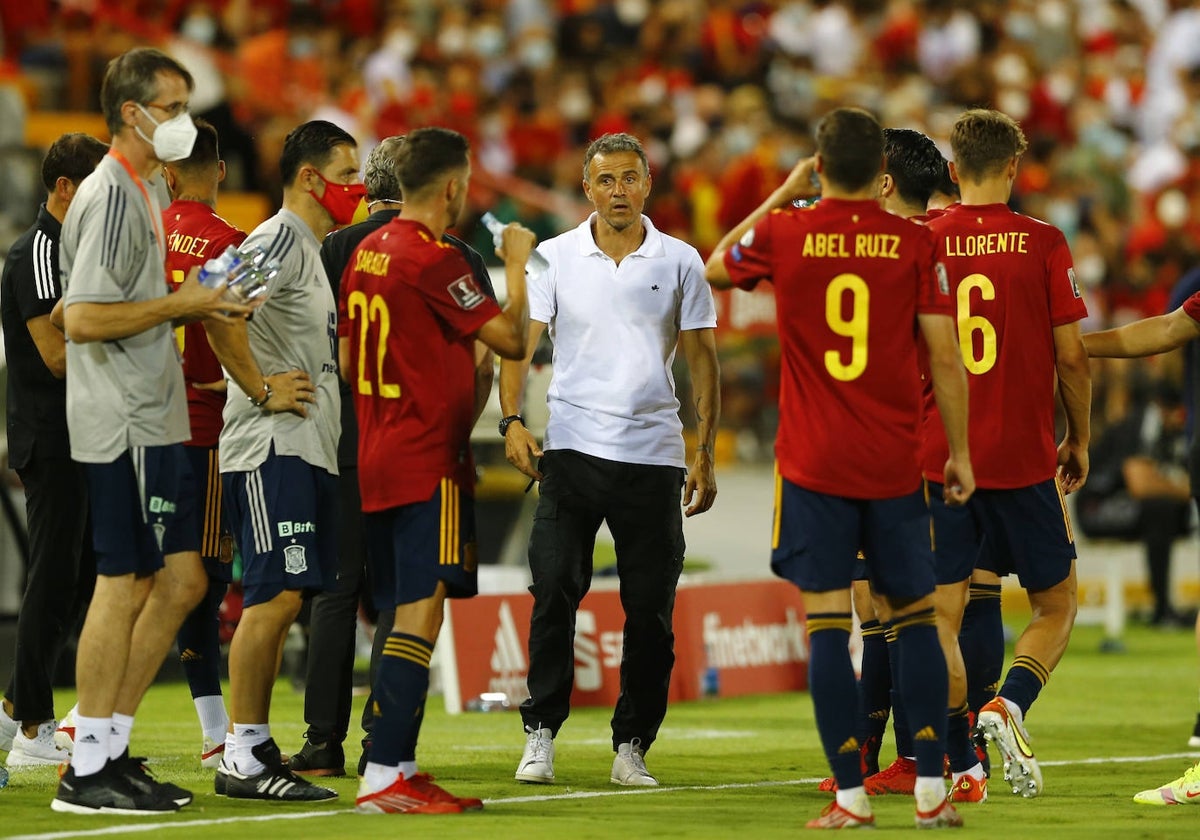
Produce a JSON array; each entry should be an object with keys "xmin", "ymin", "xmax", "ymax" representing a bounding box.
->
[
  {"xmin": 1056, "ymin": 438, "xmax": 1089, "ymax": 493},
  {"xmin": 504, "ymin": 421, "xmax": 544, "ymax": 481},
  {"xmin": 497, "ymin": 223, "xmax": 536, "ymax": 268},
  {"xmin": 262, "ymin": 368, "xmax": 316, "ymax": 417},
  {"xmin": 683, "ymin": 449, "xmax": 717, "ymax": 517},
  {"xmin": 941, "ymin": 456, "xmax": 975, "ymax": 506},
  {"xmin": 172, "ymin": 265, "xmax": 256, "ymax": 324},
  {"xmin": 780, "ymin": 156, "xmax": 819, "ymax": 203}
]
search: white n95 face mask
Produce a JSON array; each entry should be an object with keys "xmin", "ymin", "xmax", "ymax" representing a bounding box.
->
[{"xmin": 136, "ymin": 105, "xmax": 197, "ymax": 162}]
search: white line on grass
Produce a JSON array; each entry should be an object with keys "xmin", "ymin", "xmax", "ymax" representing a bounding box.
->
[{"xmin": 11, "ymin": 751, "xmax": 1199, "ymax": 840}]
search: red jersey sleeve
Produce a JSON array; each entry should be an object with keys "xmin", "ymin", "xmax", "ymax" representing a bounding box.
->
[
  {"xmin": 723, "ymin": 211, "xmax": 778, "ymax": 290},
  {"xmin": 420, "ymin": 246, "xmax": 501, "ymax": 338},
  {"xmin": 1046, "ymin": 230, "xmax": 1088, "ymax": 326},
  {"xmin": 1184, "ymin": 291, "xmax": 1200, "ymax": 323},
  {"xmin": 914, "ymin": 226, "xmax": 954, "ymax": 317}
]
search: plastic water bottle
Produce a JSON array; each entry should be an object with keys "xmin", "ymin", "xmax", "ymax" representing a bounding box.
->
[
  {"xmin": 0, "ymin": 764, "xmax": 8, "ymax": 789},
  {"xmin": 701, "ymin": 643, "xmax": 720, "ymax": 698},
  {"xmin": 197, "ymin": 244, "xmax": 278, "ymax": 306},
  {"xmin": 481, "ymin": 212, "xmax": 549, "ymax": 276},
  {"xmin": 198, "ymin": 244, "xmax": 242, "ymax": 288}
]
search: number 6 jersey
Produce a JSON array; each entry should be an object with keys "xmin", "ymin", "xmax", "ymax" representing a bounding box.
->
[
  {"xmin": 921, "ymin": 203, "xmax": 1087, "ymax": 489},
  {"xmin": 338, "ymin": 217, "xmax": 501, "ymax": 513},
  {"xmin": 724, "ymin": 197, "xmax": 952, "ymax": 499}
]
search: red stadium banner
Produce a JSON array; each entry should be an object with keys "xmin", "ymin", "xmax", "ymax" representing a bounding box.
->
[
  {"xmin": 712, "ymin": 286, "xmax": 778, "ymax": 338},
  {"xmin": 439, "ymin": 578, "xmax": 811, "ymax": 714}
]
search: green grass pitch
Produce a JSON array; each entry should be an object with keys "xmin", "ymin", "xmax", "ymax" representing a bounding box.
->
[{"xmin": 2, "ymin": 621, "xmax": 1199, "ymax": 838}]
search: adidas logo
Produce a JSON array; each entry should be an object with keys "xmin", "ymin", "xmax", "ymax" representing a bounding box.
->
[
  {"xmin": 913, "ymin": 726, "xmax": 938, "ymax": 742},
  {"xmin": 80, "ymin": 734, "xmax": 99, "ymax": 744},
  {"xmin": 868, "ymin": 709, "xmax": 890, "ymax": 721},
  {"xmin": 488, "ymin": 601, "xmax": 529, "ymax": 701},
  {"xmin": 837, "ymin": 737, "xmax": 860, "ymax": 755}
]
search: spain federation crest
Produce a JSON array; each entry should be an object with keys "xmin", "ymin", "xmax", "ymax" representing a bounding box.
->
[{"xmin": 284, "ymin": 544, "xmax": 308, "ymax": 575}]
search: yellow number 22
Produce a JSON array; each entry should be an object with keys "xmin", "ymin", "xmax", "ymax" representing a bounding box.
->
[{"xmin": 347, "ymin": 291, "xmax": 401, "ymax": 398}]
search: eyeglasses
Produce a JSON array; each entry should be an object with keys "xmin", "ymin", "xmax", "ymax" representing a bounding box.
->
[{"xmin": 143, "ymin": 101, "xmax": 190, "ymax": 119}]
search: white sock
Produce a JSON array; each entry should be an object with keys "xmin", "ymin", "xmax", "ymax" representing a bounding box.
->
[
  {"xmin": 363, "ymin": 761, "xmax": 400, "ymax": 793},
  {"xmin": 233, "ymin": 723, "xmax": 270, "ymax": 774},
  {"xmin": 835, "ymin": 786, "xmax": 870, "ymax": 815},
  {"xmin": 72, "ymin": 715, "xmax": 111, "ymax": 777},
  {"xmin": 398, "ymin": 760, "xmax": 418, "ymax": 779},
  {"xmin": 108, "ymin": 713, "xmax": 134, "ymax": 760},
  {"xmin": 914, "ymin": 776, "xmax": 947, "ymax": 812},
  {"xmin": 194, "ymin": 695, "xmax": 229, "ymax": 743},
  {"xmin": 952, "ymin": 762, "xmax": 986, "ymax": 784}
]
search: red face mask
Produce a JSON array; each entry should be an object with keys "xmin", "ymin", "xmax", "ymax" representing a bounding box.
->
[{"xmin": 313, "ymin": 171, "xmax": 366, "ymax": 225}]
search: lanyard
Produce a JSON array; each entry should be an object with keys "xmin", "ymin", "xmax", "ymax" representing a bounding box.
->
[{"xmin": 108, "ymin": 148, "xmax": 167, "ymax": 268}]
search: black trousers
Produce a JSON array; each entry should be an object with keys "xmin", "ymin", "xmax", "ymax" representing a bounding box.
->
[
  {"xmin": 1139, "ymin": 496, "xmax": 1192, "ymax": 622},
  {"xmin": 302, "ymin": 465, "xmax": 394, "ymax": 744},
  {"xmin": 519, "ymin": 449, "xmax": 685, "ymax": 752},
  {"xmin": 7, "ymin": 455, "xmax": 95, "ymax": 721}
]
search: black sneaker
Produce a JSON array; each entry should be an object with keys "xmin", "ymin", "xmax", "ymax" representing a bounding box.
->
[
  {"xmin": 357, "ymin": 738, "xmax": 371, "ymax": 777},
  {"xmin": 51, "ymin": 764, "xmax": 180, "ymax": 815},
  {"xmin": 111, "ymin": 752, "xmax": 193, "ymax": 807},
  {"xmin": 223, "ymin": 738, "xmax": 338, "ymax": 801},
  {"xmin": 286, "ymin": 736, "xmax": 346, "ymax": 777}
]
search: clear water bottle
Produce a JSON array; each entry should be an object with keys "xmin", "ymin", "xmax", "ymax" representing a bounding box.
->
[
  {"xmin": 198, "ymin": 244, "xmax": 277, "ymax": 306},
  {"xmin": 0, "ymin": 764, "xmax": 8, "ymax": 789},
  {"xmin": 481, "ymin": 212, "xmax": 549, "ymax": 276},
  {"xmin": 198, "ymin": 244, "xmax": 243, "ymax": 288}
]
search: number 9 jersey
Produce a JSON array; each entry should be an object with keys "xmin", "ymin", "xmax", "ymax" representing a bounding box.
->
[
  {"xmin": 724, "ymin": 197, "xmax": 952, "ymax": 499},
  {"xmin": 338, "ymin": 217, "xmax": 501, "ymax": 513},
  {"xmin": 921, "ymin": 203, "xmax": 1087, "ymax": 489}
]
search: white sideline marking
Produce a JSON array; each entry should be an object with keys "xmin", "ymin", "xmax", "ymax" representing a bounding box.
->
[{"xmin": 11, "ymin": 751, "xmax": 1200, "ymax": 840}]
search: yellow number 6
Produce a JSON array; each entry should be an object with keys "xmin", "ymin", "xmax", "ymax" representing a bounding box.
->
[{"xmin": 956, "ymin": 273, "xmax": 997, "ymax": 375}]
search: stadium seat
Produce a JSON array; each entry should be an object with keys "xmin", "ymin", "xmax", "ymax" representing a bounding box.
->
[{"xmin": 24, "ymin": 111, "xmax": 109, "ymax": 150}]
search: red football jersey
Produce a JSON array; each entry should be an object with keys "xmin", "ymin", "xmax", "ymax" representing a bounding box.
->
[
  {"xmin": 921, "ymin": 203, "xmax": 1088, "ymax": 488},
  {"xmin": 339, "ymin": 218, "xmax": 501, "ymax": 512},
  {"xmin": 164, "ymin": 200, "xmax": 246, "ymax": 447},
  {"xmin": 725, "ymin": 197, "xmax": 953, "ymax": 499},
  {"xmin": 1183, "ymin": 290, "xmax": 1200, "ymax": 321}
]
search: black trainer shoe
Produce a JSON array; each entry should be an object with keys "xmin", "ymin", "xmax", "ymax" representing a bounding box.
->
[
  {"xmin": 51, "ymin": 764, "xmax": 180, "ymax": 815},
  {"xmin": 357, "ymin": 738, "xmax": 371, "ymax": 777},
  {"xmin": 111, "ymin": 751, "xmax": 194, "ymax": 807},
  {"xmin": 286, "ymin": 735, "xmax": 346, "ymax": 777},
  {"xmin": 222, "ymin": 738, "xmax": 338, "ymax": 801}
]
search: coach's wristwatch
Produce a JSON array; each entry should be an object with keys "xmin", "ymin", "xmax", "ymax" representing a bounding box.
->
[{"xmin": 498, "ymin": 414, "xmax": 524, "ymax": 437}]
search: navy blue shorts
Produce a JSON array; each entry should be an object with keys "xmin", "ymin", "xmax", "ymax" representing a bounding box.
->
[
  {"xmin": 972, "ymin": 479, "xmax": 1076, "ymax": 591},
  {"xmin": 86, "ymin": 444, "xmax": 197, "ymax": 577},
  {"xmin": 223, "ymin": 452, "xmax": 338, "ymax": 607},
  {"xmin": 927, "ymin": 481, "xmax": 983, "ymax": 585},
  {"xmin": 771, "ymin": 477, "xmax": 935, "ymax": 599},
  {"xmin": 184, "ymin": 445, "xmax": 233, "ymax": 584},
  {"xmin": 366, "ymin": 477, "xmax": 479, "ymax": 610}
]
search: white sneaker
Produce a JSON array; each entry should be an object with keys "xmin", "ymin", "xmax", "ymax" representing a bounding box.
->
[
  {"xmin": 0, "ymin": 704, "xmax": 16, "ymax": 752},
  {"xmin": 54, "ymin": 706, "xmax": 76, "ymax": 754},
  {"xmin": 6, "ymin": 721, "xmax": 70, "ymax": 767},
  {"xmin": 611, "ymin": 739, "xmax": 657, "ymax": 786},
  {"xmin": 201, "ymin": 736, "xmax": 226, "ymax": 769},
  {"xmin": 515, "ymin": 726, "xmax": 555, "ymax": 783}
]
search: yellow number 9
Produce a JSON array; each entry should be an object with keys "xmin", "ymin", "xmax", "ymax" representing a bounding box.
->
[
  {"xmin": 956, "ymin": 273, "xmax": 997, "ymax": 375},
  {"xmin": 824, "ymin": 273, "xmax": 869, "ymax": 381}
]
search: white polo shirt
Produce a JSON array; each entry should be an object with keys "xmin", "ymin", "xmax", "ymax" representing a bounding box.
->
[{"xmin": 530, "ymin": 213, "xmax": 717, "ymax": 468}]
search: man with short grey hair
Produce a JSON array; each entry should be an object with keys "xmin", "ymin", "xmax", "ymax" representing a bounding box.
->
[{"xmin": 53, "ymin": 46, "xmax": 252, "ymax": 815}]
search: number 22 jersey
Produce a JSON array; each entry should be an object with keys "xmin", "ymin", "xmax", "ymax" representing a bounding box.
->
[
  {"xmin": 339, "ymin": 217, "xmax": 501, "ymax": 513},
  {"xmin": 724, "ymin": 197, "xmax": 953, "ymax": 499},
  {"xmin": 921, "ymin": 203, "xmax": 1087, "ymax": 488}
]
